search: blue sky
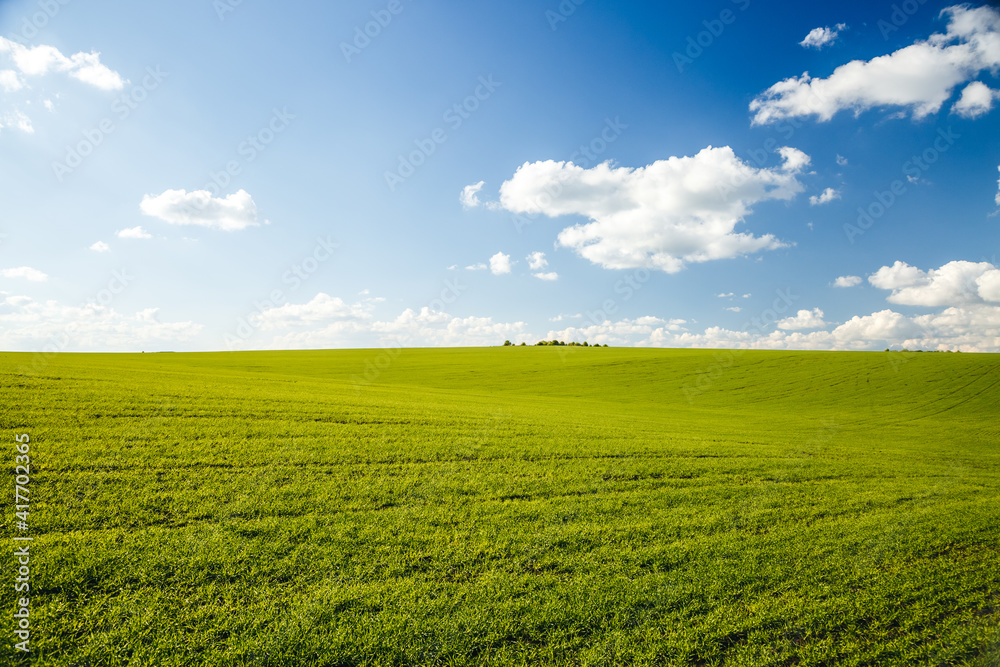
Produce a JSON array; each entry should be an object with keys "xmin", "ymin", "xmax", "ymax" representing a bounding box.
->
[{"xmin": 1, "ymin": 0, "xmax": 999, "ymax": 352}]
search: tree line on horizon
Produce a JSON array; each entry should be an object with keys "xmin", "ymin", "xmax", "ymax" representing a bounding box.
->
[{"xmin": 503, "ymin": 340, "xmax": 609, "ymax": 347}]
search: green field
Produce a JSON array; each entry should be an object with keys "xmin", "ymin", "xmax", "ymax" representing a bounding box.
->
[{"xmin": 2, "ymin": 347, "xmax": 999, "ymax": 666}]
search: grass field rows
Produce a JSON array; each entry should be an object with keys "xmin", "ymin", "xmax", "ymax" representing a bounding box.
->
[{"xmin": 2, "ymin": 347, "xmax": 999, "ymax": 665}]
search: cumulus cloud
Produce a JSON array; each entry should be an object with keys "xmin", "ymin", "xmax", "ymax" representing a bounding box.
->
[
  {"xmin": 548, "ymin": 316, "xmax": 687, "ymax": 347},
  {"xmin": 527, "ymin": 251, "xmax": 548, "ymax": 270},
  {"xmin": 836, "ymin": 154, "xmax": 848, "ymax": 166},
  {"xmin": 89, "ymin": 241, "xmax": 110, "ymax": 253},
  {"xmin": 1, "ymin": 266, "xmax": 47, "ymax": 282},
  {"xmin": 534, "ymin": 260, "xmax": 1000, "ymax": 351},
  {"xmin": 0, "ymin": 69, "xmax": 21, "ymax": 92},
  {"xmin": 725, "ymin": 306, "xmax": 742, "ymax": 312},
  {"xmin": 496, "ymin": 145, "xmax": 808, "ymax": 273},
  {"xmin": 833, "ymin": 275, "xmax": 862, "ymax": 288},
  {"xmin": 0, "ymin": 37, "xmax": 124, "ymax": 90},
  {"xmin": 255, "ymin": 298, "xmax": 529, "ymax": 350},
  {"xmin": 489, "ymin": 251, "xmax": 512, "ymax": 275},
  {"xmin": 369, "ymin": 308, "xmax": 527, "ymax": 347},
  {"xmin": 777, "ymin": 308, "xmax": 827, "ymax": 330},
  {"xmin": 251, "ymin": 293, "xmax": 376, "ymax": 331},
  {"xmin": 140, "ymin": 189, "xmax": 261, "ymax": 231},
  {"xmin": 0, "ymin": 294, "xmax": 201, "ymax": 352},
  {"xmin": 809, "ymin": 187, "xmax": 841, "ymax": 206},
  {"xmin": 751, "ymin": 6, "xmax": 1000, "ymax": 124},
  {"xmin": 465, "ymin": 263, "xmax": 487, "ymax": 271},
  {"xmin": 800, "ymin": 24, "xmax": 846, "ymax": 49},
  {"xmin": 460, "ymin": 181, "xmax": 484, "ymax": 209},
  {"xmin": 952, "ymin": 81, "xmax": 999, "ymax": 118},
  {"xmin": 868, "ymin": 260, "xmax": 1000, "ymax": 306},
  {"xmin": 832, "ymin": 309, "xmax": 921, "ymax": 341},
  {"xmin": 533, "ymin": 272, "xmax": 559, "ymax": 281},
  {"xmin": 976, "ymin": 269, "xmax": 1000, "ymax": 301},
  {"xmin": 247, "ymin": 260, "xmax": 1000, "ymax": 352},
  {"xmin": 117, "ymin": 226, "xmax": 152, "ymax": 239},
  {"xmin": 548, "ymin": 306, "xmax": 995, "ymax": 352}
]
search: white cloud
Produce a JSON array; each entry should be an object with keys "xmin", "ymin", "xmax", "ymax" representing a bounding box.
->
[
  {"xmin": 832, "ymin": 309, "xmax": 921, "ymax": 342},
  {"xmin": 952, "ymin": 81, "xmax": 998, "ymax": 118},
  {"xmin": 777, "ymin": 308, "xmax": 826, "ymax": 330},
  {"xmin": 548, "ymin": 316, "xmax": 687, "ymax": 347},
  {"xmin": 0, "ymin": 69, "xmax": 21, "ymax": 92},
  {"xmin": 251, "ymin": 267, "xmax": 1000, "ymax": 351},
  {"xmin": 869, "ymin": 260, "xmax": 999, "ymax": 306},
  {"xmin": 489, "ymin": 251, "xmax": 512, "ymax": 275},
  {"xmin": 0, "ymin": 294, "xmax": 201, "ymax": 352},
  {"xmin": 531, "ymin": 260, "xmax": 1000, "ymax": 351},
  {"xmin": 0, "ymin": 110, "xmax": 33, "ymax": 134},
  {"xmin": 533, "ymin": 272, "xmax": 559, "ymax": 281},
  {"xmin": 465, "ymin": 263, "xmax": 487, "ymax": 271},
  {"xmin": 751, "ymin": 6, "xmax": 1000, "ymax": 124},
  {"xmin": 717, "ymin": 292, "xmax": 734, "ymax": 298},
  {"xmin": 833, "ymin": 275, "xmax": 862, "ymax": 288},
  {"xmin": 251, "ymin": 293, "xmax": 375, "ymax": 331},
  {"xmin": 800, "ymin": 24, "xmax": 846, "ymax": 49},
  {"xmin": 0, "ymin": 37, "xmax": 124, "ymax": 91},
  {"xmin": 496, "ymin": 145, "xmax": 807, "ymax": 273},
  {"xmin": 551, "ymin": 307, "xmax": 984, "ymax": 351},
  {"xmin": 527, "ymin": 251, "xmax": 548, "ymax": 270},
  {"xmin": 995, "ymin": 165, "xmax": 1000, "ymax": 207},
  {"xmin": 257, "ymin": 298, "xmax": 528, "ymax": 350},
  {"xmin": 836, "ymin": 154, "xmax": 848, "ymax": 166},
  {"xmin": 867, "ymin": 260, "xmax": 926, "ymax": 290},
  {"xmin": 1, "ymin": 266, "xmax": 47, "ymax": 282},
  {"xmin": 460, "ymin": 181, "xmax": 485, "ymax": 209},
  {"xmin": 140, "ymin": 189, "xmax": 261, "ymax": 231},
  {"xmin": 976, "ymin": 269, "xmax": 1000, "ymax": 302},
  {"xmin": 724, "ymin": 306, "xmax": 742, "ymax": 312},
  {"xmin": 117, "ymin": 226, "xmax": 152, "ymax": 240},
  {"xmin": 907, "ymin": 304, "xmax": 1000, "ymax": 351},
  {"xmin": 809, "ymin": 187, "xmax": 841, "ymax": 206},
  {"xmin": 89, "ymin": 241, "xmax": 110, "ymax": 253},
  {"xmin": 370, "ymin": 309, "xmax": 527, "ymax": 347}
]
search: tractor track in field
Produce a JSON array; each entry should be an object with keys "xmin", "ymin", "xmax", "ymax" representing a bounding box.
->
[{"xmin": 894, "ymin": 371, "xmax": 1000, "ymax": 423}]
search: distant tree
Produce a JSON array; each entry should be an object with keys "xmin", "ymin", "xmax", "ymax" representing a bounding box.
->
[{"xmin": 503, "ymin": 340, "xmax": 512, "ymax": 346}]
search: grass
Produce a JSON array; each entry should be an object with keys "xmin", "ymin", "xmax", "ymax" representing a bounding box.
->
[{"xmin": 1, "ymin": 346, "xmax": 999, "ymax": 665}]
